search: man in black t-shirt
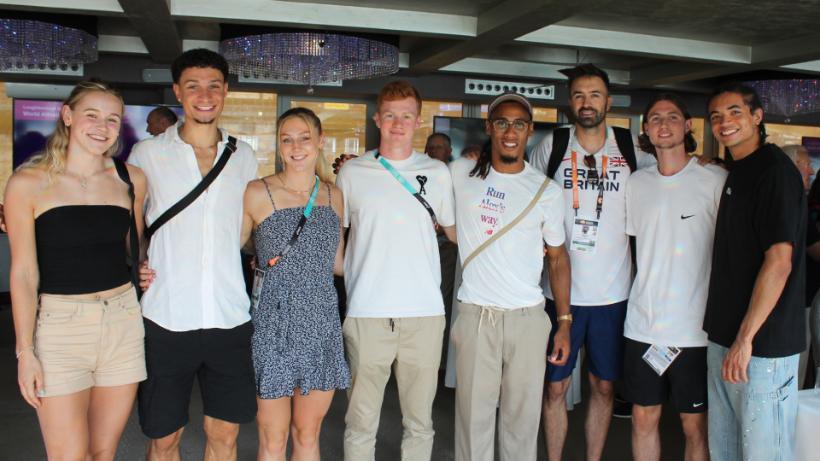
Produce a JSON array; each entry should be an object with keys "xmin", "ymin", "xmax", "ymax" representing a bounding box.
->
[{"xmin": 704, "ymin": 82, "xmax": 806, "ymax": 461}]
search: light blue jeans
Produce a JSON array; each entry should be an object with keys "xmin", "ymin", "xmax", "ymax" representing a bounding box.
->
[{"xmin": 707, "ymin": 341, "xmax": 799, "ymax": 461}]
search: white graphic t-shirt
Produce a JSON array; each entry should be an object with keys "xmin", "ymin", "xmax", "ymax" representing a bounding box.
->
[
  {"xmin": 530, "ymin": 125, "xmax": 656, "ymax": 306},
  {"xmin": 625, "ymin": 159, "xmax": 727, "ymax": 347},
  {"xmin": 451, "ymin": 160, "xmax": 565, "ymax": 309},
  {"xmin": 336, "ymin": 150, "xmax": 456, "ymax": 318}
]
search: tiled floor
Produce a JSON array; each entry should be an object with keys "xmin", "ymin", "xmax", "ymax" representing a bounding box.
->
[{"xmin": 0, "ymin": 307, "xmax": 687, "ymax": 460}]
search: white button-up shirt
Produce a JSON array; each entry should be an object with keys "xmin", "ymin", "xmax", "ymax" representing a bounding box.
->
[{"xmin": 128, "ymin": 123, "xmax": 258, "ymax": 331}]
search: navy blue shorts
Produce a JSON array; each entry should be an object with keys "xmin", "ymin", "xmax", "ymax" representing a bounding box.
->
[{"xmin": 545, "ymin": 299, "xmax": 627, "ymax": 382}]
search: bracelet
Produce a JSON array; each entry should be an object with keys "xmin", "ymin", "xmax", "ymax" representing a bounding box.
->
[
  {"xmin": 15, "ymin": 346, "xmax": 34, "ymax": 359},
  {"xmin": 557, "ymin": 314, "xmax": 573, "ymax": 323}
]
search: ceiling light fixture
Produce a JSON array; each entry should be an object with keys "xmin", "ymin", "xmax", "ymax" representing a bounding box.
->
[
  {"xmin": 0, "ymin": 13, "xmax": 97, "ymax": 72},
  {"xmin": 220, "ymin": 26, "xmax": 399, "ymax": 88}
]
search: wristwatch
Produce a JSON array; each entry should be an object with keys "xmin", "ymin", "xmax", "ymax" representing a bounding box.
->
[{"xmin": 557, "ymin": 314, "xmax": 573, "ymax": 323}]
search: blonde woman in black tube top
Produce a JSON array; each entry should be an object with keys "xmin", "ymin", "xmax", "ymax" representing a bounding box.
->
[{"xmin": 5, "ymin": 80, "xmax": 147, "ymax": 461}]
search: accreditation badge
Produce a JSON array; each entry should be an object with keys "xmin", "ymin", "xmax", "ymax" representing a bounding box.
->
[
  {"xmin": 570, "ymin": 216, "xmax": 599, "ymax": 254},
  {"xmin": 642, "ymin": 344, "xmax": 682, "ymax": 376},
  {"xmin": 250, "ymin": 268, "xmax": 266, "ymax": 311}
]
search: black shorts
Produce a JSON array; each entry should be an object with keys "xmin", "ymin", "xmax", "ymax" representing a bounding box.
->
[
  {"xmin": 622, "ymin": 337, "xmax": 707, "ymax": 413},
  {"xmin": 138, "ymin": 319, "xmax": 257, "ymax": 439}
]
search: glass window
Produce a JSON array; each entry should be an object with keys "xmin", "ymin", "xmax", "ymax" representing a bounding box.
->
[
  {"xmin": 765, "ymin": 122, "xmax": 820, "ymax": 147},
  {"xmin": 290, "ymin": 100, "xmax": 367, "ymax": 178},
  {"xmin": 606, "ymin": 115, "xmax": 631, "ymax": 129},
  {"xmin": 414, "ymin": 101, "xmax": 463, "ymax": 153},
  {"xmin": 220, "ymin": 91, "xmax": 278, "ymax": 177},
  {"xmin": 533, "ymin": 107, "xmax": 558, "ymax": 123},
  {"xmin": 690, "ymin": 117, "xmax": 705, "ymax": 156}
]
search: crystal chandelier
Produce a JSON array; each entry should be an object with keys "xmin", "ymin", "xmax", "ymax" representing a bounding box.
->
[
  {"xmin": 0, "ymin": 17, "xmax": 97, "ymax": 71},
  {"xmin": 220, "ymin": 29, "xmax": 399, "ymax": 86},
  {"xmin": 746, "ymin": 79, "xmax": 820, "ymax": 120}
]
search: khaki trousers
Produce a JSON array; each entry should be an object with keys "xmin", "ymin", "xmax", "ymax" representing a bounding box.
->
[
  {"xmin": 452, "ymin": 300, "xmax": 550, "ymax": 461},
  {"xmin": 343, "ymin": 315, "xmax": 445, "ymax": 461}
]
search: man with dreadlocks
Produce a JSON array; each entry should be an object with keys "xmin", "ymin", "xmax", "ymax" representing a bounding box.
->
[{"xmin": 448, "ymin": 92, "xmax": 571, "ymax": 461}]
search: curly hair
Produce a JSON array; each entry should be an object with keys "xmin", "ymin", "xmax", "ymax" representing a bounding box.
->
[{"xmin": 171, "ymin": 48, "xmax": 229, "ymax": 83}]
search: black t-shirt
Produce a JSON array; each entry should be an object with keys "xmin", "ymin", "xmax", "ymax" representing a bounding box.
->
[
  {"xmin": 704, "ymin": 144, "xmax": 807, "ymax": 357},
  {"xmin": 806, "ymin": 211, "xmax": 820, "ymax": 304}
]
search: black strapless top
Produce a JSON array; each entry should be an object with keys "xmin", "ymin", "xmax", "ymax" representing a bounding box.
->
[{"xmin": 34, "ymin": 205, "xmax": 131, "ymax": 294}]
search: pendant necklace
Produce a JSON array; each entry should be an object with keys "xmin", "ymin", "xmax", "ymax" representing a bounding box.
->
[
  {"xmin": 278, "ymin": 174, "xmax": 316, "ymax": 194},
  {"xmin": 64, "ymin": 171, "xmax": 90, "ymax": 189}
]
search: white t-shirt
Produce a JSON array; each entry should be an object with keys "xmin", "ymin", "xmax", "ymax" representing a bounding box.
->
[
  {"xmin": 128, "ymin": 124, "xmax": 258, "ymax": 331},
  {"xmin": 625, "ymin": 158, "xmax": 727, "ymax": 347},
  {"xmin": 451, "ymin": 160, "xmax": 565, "ymax": 308},
  {"xmin": 336, "ymin": 150, "xmax": 456, "ymax": 318},
  {"xmin": 530, "ymin": 125, "xmax": 657, "ymax": 306}
]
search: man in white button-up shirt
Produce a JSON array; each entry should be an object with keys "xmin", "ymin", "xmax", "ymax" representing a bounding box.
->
[{"xmin": 128, "ymin": 49, "xmax": 258, "ymax": 461}]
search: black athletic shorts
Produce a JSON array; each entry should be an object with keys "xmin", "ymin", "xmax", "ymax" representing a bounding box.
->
[
  {"xmin": 138, "ymin": 319, "xmax": 257, "ymax": 439},
  {"xmin": 622, "ymin": 337, "xmax": 707, "ymax": 413}
]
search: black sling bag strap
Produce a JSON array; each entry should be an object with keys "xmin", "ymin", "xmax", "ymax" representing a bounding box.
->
[
  {"xmin": 113, "ymin": 158, "xmax": 142, "ymax": 298},
  {"xmin": 145, "ymin": 136, "xmax": 237, "ymax": 240},
  {"xmin": 546, "ymin": 126, "xmax": 637, "ymax": 179},
  {"xmin": 546, "ymin": 127, "xmax": 571, "ymax": 179}
]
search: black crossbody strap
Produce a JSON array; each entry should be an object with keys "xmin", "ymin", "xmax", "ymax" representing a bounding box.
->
[
  {"xmin": 146, "ymin": 136, "xmax": 237, "ymax": 240},
  {"xmin": 547, "ymin": 127, "xmax": 571, "ymax": 179},
  {"xmin": 113, "ymin": 158, "xmax": 142, "ymax": 298},
  {"xmin": 612, "ymin": 126, "xmax": 637, "ymax": 172}
]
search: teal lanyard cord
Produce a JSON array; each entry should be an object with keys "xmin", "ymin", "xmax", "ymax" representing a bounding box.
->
[
  {"xmin": 374, "ymin": 152, "xmax": 439, "ymax": 228},
  {"xmin": 303, "ymin": 174, "xmax": 320, "ymax": 217},
  {"xmin": 377, "ymin": 156, "xmax": 419, "ymax": 195},
  {"xmin": 267, "ymin": 175, "xmax": 320, "ymax": 267}
]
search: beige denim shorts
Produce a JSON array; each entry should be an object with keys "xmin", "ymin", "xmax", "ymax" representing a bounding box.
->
[{"xmin": 35, "ymin": 284, "xmax": 146, "ymax": 397}]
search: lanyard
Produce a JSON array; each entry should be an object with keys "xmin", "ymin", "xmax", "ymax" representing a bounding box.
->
[
  {"xmin": 570, "ymin": 151, "xmax": 608, "ymax": 219},
  {"xmin": 374, "ymin": 151, "xmax": 439, "ymax": 228},
  {"xmin": 266, "ymin": 175, "xmax": 320, "ymax": 267}
]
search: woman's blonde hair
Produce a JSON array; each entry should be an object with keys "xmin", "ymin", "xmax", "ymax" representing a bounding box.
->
[
  {"xmin": 276, "ymin": 107, "xmax": 333, "ymax": 183},
  {"xmin": 20, "ymin": 80, "xmax": 124, "ymax": 175}
]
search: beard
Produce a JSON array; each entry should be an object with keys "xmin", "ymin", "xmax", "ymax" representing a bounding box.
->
[
  {"xmin": 573, "ymin": 108, "xmax": 606, "ymax": 128},
  {"xmin": 498, "ymin": 152, "xmax": 519, "ymax": 164}
]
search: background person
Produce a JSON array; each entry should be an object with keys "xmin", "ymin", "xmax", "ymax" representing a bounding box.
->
[
  {"xmin": 424, "ymin": 132, "xmax": 453, "ymax": 163},
  {"xmin": 783, "ymin": 143, "xmax": 819, "ymax": 388},
  {"xmin": 145, "ymin": 106, "xmax": 178, "ymax": 137}
]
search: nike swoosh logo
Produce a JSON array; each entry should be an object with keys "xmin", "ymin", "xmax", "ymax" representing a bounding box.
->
[
  {"xmin": 681, "ymin": 214, "xmax": 694, "ymax": 220},
  {"xmin": 693, "ymin": 402, "xmax": 704, "ymax": 408}
]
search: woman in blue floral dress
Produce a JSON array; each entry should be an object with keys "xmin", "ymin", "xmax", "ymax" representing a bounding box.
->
[{"xmin": 241, "ymin": 107, "xmax": 349, "ymax": 460}]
